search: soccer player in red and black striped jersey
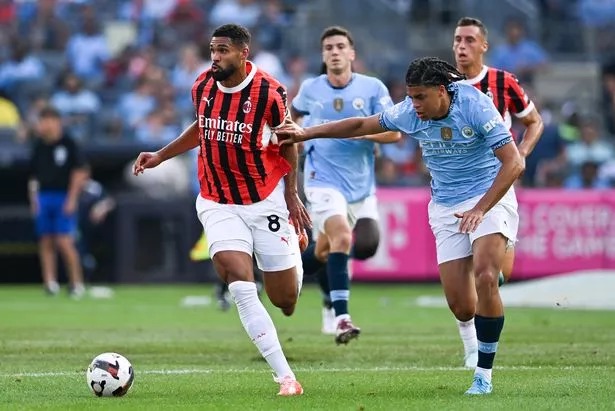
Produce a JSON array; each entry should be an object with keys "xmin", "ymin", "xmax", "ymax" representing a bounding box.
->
[
  {"xmin": 451, "ymin": 17, "xmax": 544, "ymax": 369},
  {"xmin": 133, "ymin": 24, "xmax": 308, "ymax": 396}
]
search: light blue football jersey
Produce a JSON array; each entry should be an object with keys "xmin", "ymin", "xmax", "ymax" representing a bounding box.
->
[
  {"xmin": 293, "ymin": 73, "xmax": 394, "ymax": 203},
  {"xmin": 379, "ymin": 83, "xmax": 513, "ymax": 206}
]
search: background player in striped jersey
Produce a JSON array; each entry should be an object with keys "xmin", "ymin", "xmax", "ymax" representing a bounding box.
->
[
  {"xmin": 452, "ymin": 16, "xmax": 544, "ymax": 368},
  {"xmin": 133, "ymin": 24, "xmax": 308, "ymax": 396},
  {"xmin": 291, "ymin": 26, "xmax": 400, "ymax": 343}
]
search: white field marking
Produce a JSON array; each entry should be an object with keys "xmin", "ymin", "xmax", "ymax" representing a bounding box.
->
[{"xmin": 2, "ymin": 365, "xmax": 613, "ymax": 378}]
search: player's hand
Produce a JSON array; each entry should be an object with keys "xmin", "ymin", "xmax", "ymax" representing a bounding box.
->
[
  {"xmin": 133, "ymin": 152, "xmax": 162, "ymax": 175},
  {"xmin": 454, "ymin": 208, "xmax": 485, "ymax": 233},
  {"xmin": 63, "ymin": 198, "xmax": 77, "ymax": 215},
  {"xmin": 284, "ymin": 191, "xmax": 311, "ymax": 236},
  {"xmin": 276, "ymin": 118, "xmax": 309, "ymax": 145}
]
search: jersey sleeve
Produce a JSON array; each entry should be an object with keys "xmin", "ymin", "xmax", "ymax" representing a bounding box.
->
[
  {"xmin": 505, "ymin": 73, "xmax": 534, "ymax": 118},
  {"xmin": 378, "ymin": 98, "xmax": 413, "ymax": 133},
  {"xmin": 269, "ymin": 84, "xmax": 288, "ymax": 129},
  {"xmin": 68, "ymin": 138, "xmax": 88, "ymax": 170},
  {"xmin": 291, "ymin": 79, "xmax": 310, "ymax": 115},
  {"xmin": 471, "ymin": 94, "xmax": 513, "ymax": 151},
  {"xmin": 372, "ymin": 79, "xmax": 395, "ymax": 114}
]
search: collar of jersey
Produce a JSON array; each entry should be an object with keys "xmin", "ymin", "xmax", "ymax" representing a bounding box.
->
[
  {"xmin": 458, "ymin": 65, "xmax": 488, "ymax": 85},
  {"xmin": 326, "ymin": 72, "xmax": 355, "ymax": 90},
  {"xmin": 217, "ymin": 61, "xmax": 257, "ymax": 93}
]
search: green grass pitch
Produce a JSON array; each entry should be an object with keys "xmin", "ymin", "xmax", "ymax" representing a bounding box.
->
[{"xmin": 0, "ymin": 283, "xmax": 614, "ymax": 410}]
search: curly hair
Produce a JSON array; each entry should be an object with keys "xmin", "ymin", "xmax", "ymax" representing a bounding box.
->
[
  {"xmin": 405, "ymin": 57, "xmax": 466, "ymax": 87},
  {"xmin": 212, "ymin": 24, "xmax": 251, "ymax": 47}
]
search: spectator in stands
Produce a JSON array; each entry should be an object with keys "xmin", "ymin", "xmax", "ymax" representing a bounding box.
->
[
  {"xmin": 0, "ymin": 89, "xmax": 22, "ymax": 140},
  {"xmin": 256, "ymin": 0, "xmax": 290, "ymax": 52},
  {"xmin": 576, "ymin": 0, "xmax": 615, "ymax": 58},
  {"xmin": 558, "ymin": 101, "xmax": 582, "ymax": 143},
  {"xmin": 134, "ymin": 109, "xmax": 180, "ymax": 143},
  {"xmin": 564, "ymin": 160, "xmax": 611, "ymax": 189},
  {"xmin": 66, "ymin": 13, "xmax": 110, "ymax": 86},
  {"xmin": 171, "ymin": 44, "xmax": 209, "ymax": 123},
  {"xmin": 250, "ymin": 39, "xmax": 287, "ymax": 81},
  {"xmin": 17, "ymin": 0, "xmax": 70, "ymax": 51},
  {"xmin": 118, "ymin": 0, "xmax": 177, "ymax": 46},
  {"xmin": 380, "ymin": 135, "xmax": 422, "ymax": 184},
  {"xmin": 284, "ymin": 53, "xmax": 312, "ymax": 103},
  {"xmin": 375, "ymin": 157, "xmax": 400, "ymax": 187},
  {"xmin": 520, "ymin": 99, "xmax": 567, "ymax": 187},
  {"xmin": 489, "ymin": 18, "xmax": 548, "ymax": 85},
  {"xmin": 565, "ymin": 118, "xmax": 614, "ymax": 169},
  {"xmin": 0, "ymin": 39, "xmax": 45, "ymax": 110},
  {"xmin": 166, "ymin": 0, "xmax": 205, "ymax": 44},
  {"xmin": 116, "ymin": 77, "xmax": 157, "ymax": 131},
  {"xmin": 209, "ymin": 0, "xmax": 261, "ymax": 29},
  {"xmin": 598, "ymin": 158, "xmax": 615, "ymax": 187},
  {"xmin": 602, "ymin": 63, "xmax": 615, "ymax": 135},
  {"xmin": 50, "ymin": 72, "xmax": 101, "ymax": 141}
]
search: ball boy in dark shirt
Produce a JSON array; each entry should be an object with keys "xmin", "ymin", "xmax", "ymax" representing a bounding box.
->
[{"xmin": 28, "ymin": 106, "xmax": 89, "ymax": 297}]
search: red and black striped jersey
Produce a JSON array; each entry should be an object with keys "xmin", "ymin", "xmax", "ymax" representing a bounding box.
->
[
  {"xmin": 459, "ymin": 65, "xmax": 534, "ymax": 135},
  {"xmin": 191, "ymin": 61, "xmax": 291, "ymax": 205}
]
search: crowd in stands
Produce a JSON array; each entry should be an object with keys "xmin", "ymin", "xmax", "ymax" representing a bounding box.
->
[{"xmin": 0, "ymin": 0, "xmax": 613, "ymax": 190}]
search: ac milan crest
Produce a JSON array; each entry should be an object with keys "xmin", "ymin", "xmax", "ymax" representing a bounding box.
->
[{"xmin": 242, "ymin": 99, "xmax": 252, "ymax": 114}]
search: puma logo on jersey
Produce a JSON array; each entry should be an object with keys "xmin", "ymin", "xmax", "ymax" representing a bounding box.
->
[{"xmin": 201, "ymin": 96, "xmax": 213, "ymax": 106}]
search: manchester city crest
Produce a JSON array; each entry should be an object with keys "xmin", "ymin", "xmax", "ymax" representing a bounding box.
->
[
  {"xmin": 461, "ymin": 126, "xmax": 475, "ymax": 138},
  {"xmin": 333, "ymin": 98, "xmax": 344, "ymax": 112},
  {"xmin": 352, "ymin": 97, "xmax": 365, "ymax": 110},
  {"xmin": 440, "ymin": 127, "xmax": 453, "ymax": 141}
]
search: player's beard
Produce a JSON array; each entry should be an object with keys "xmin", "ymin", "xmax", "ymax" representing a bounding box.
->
[{"xmin": 212, "ymin": 64, "xmax": 237, "ymax": 81}]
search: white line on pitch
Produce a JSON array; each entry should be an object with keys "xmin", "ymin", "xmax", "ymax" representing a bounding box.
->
[{"xmin": 2, "ymin": 365, "xmax": 612, "ymax": 378}]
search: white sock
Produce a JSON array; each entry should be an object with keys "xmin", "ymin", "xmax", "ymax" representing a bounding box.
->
[
  {"xmin": 457, "ymin": 318, "xmax": 478, "ymax": 354},
  {"xmin": 335, "ymin": 313, "xmax": 350, "ymax": 324},
  {"xmin": 475, "ymin": 366, "xmax": 492, "ymax": 382},
  {"xmin": 228, "ymin": 281, "xmax": 295, "ymax": 380}
]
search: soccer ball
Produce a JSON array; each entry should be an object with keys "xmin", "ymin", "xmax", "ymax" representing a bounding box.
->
[{"xmin": 86, "ymin": 352, "xmax": 135, "ymax": 397}]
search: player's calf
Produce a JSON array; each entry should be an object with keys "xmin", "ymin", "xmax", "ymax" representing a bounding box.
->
[{"xmin": 263, "ymin": 267, "xmax": 300, "ymax": 317}]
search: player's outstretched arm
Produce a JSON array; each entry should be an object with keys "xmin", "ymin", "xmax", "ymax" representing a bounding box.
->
[
  {"xmin": 355, "ymin": 131, "xmax": 402, "ymax": 144},
  {"xmin": 133, "ymin": 120, "xmax": 199, "ymax": 175},
  {"xmin": 277, "ymin": 115, "xmax": 386, "ymax": 144}
]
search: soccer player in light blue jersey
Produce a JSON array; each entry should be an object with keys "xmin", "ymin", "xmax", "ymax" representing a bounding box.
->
[
  {"xmin": 291, "ymin": 26, "xmax": 401, "ymax": 344},
  {"xmin": 278, "ymin": 57, "xmax": 525, "ymax": 395}
]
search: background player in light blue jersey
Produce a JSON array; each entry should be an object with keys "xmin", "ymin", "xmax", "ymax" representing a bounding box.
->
[
  {"xmin": 278, "ymin": 57, "xmax": 525, "ymax": 395},
  {"xmin": 291, "ymin": 26, "xmax": 400, "ymax": 344}
]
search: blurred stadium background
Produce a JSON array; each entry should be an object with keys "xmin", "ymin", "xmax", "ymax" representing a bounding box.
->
[{"xmin": 0, "ymin": 0, "xmax": 614, "ymax": 287}]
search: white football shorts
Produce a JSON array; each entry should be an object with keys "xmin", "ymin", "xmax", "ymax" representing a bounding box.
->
[
  {"xmin": 195, "ymin": 180, "xmax": 303, "ymax": 277},
  {"xmin": 428, "ymin": 187, "xmax": 519, "ymax": 265},
  {"xmin": 305, "ymin": 186, "xmax": 379, "ymax": 235}
]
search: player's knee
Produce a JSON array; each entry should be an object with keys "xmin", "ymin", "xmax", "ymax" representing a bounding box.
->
[
  {"xmin": 474, "ymin": 265, "xmax": 499, "ymax": 291},
  {"xmin": 270, "ymin": 291, "xmax": 298, "ymax": 316},
  {"xmin": 329, "ymin": 231, "xmax": 352, "ymax": 253},
  {"xmin": 446, "ymin": 297, "xmax": 476, "ymax": 321},
  {"xmin": 315, "ymin": 248, "xmax": 329, "ymax": 262},
  {"xmin": 56, "ymin": 236, "xmax": 76, "ymax": 253}
]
